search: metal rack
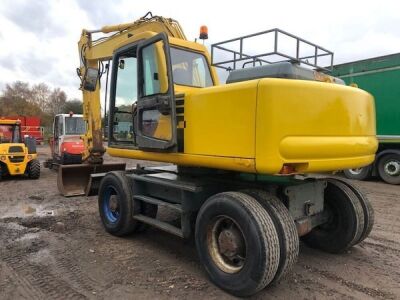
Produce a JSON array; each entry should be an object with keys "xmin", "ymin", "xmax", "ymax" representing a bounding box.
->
[{"xmin": 211, "ymin": 28, "xmax": 334, "ymax": 72}]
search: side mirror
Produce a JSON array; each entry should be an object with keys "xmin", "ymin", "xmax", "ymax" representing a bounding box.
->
[{"xmin": 82, "ymin": 67, "xmax": 100, "ymax": 91}]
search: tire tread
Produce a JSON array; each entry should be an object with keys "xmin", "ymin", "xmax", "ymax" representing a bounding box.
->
[
  {"xmin": 330, "ymin": 178, "xmax": 374, "ymax": 243},
  {"xmin": 28, "ymin": 159, "xmax": 40, "ymax": 179},
  {"xmin": 242, "ymin": 189, "xmax": 299, "ymax": 283}
]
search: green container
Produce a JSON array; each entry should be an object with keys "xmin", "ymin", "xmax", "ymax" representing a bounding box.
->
[{"xmin": 331, "ymin": 53, "xmax": 400, "ymax": 142}]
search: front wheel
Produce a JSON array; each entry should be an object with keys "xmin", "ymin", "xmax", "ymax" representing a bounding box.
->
[
  {"xmin": 27, "ymin": 159, "xmax": 40, "ymax": 179},
  {"xmin": 195, "ymin": 192, "xmax": 280, "ymax": 297},
  {"xmin": 98, "ymin": 171, "xmax": 141, "ymax": 236},
  {"xmin": 377, "ymin": 154, "xmax": 400, "ymax": 185}
]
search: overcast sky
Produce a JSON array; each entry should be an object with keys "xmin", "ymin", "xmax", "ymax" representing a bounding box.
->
[{"xmin": 0, "ymin": 0, "xmax": 399, "ymax": 99}]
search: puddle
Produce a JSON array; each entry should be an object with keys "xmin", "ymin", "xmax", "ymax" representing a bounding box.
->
[
  {"xmin": 1, "ymin": 204, "xmax": 58, "ymax": 219},
  {"xmin": 36, "ymin": 210, "xmax": 55, "ymax": 217}
]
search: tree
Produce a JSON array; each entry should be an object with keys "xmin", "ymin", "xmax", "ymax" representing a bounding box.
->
[
  {"xmin": 0, "ymin": 81, "xmax": 42, "ymax": 116},
  {"xmin": 47, "ymin": 88, "xmax": 67, "ymax": 115},
  {"xmin": 0, "ymin": 81, "xmax": 70, "ymax": 129},
  {"xmin": 32, "ymin": 83, "xmax": 50, "ymax": 112},
  {"xmin": 3, "ymin": 81, "xmax": 32, "ymax": 103},
  {"xmin": 63, "ymin": 99, "xmax": 83, "ymax": 114}
]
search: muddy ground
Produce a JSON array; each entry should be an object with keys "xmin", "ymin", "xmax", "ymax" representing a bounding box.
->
[{"xmin": 0, "ymin": 145, "xmax": 399, "ymax": 299}]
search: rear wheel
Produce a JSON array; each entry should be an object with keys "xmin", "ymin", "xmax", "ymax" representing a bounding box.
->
[
  {"xmin": 27, "ymin": 159, "xmax": 40, "ymax": 179},
  {"xmin": 329, "ymin": 178, "xmax": 374, "ymax": 244},
  {"xmin": 303, "ymin": 180, "xmax": 364, "ymax": 253},
  {"xmin": 242, "ymin": 189, "xmax": 299, "ymax": 284},
  {"xmin": 343, "ymin": 165, "xmax": 371, "ymax": 181},
  {"xmin": 195, "ymin": 192, "xmax": 280, "ymax": 297},
  {"xmin": 377, "ymin": 153, "xmax": 400, "ymax": 185}
]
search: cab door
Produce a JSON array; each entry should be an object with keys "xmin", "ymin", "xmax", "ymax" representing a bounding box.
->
[
  {"xmin": 135, "ymin": 33, "xmax": 177, "ymax": 151},
  {"xmin": 53, "ymin": 115, "xmax": 63, "ymax": 157}
]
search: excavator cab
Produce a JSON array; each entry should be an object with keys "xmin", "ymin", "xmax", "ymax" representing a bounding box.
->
[
  {"xmin": 109, "ymin": 33, "xmax": 176, "ymax": 150},
  {"xmin": 59, "ymin": 33, "xmax": 178, "ymax": 196}
]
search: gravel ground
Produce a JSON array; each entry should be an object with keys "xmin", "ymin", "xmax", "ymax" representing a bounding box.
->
[{"xmin": 0, "ymin": 145, "xmax": 399, "ymax": 299}]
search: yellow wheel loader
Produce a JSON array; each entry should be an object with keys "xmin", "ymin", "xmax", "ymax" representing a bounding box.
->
[
  {"xmin": 0, "ymin": 119, "xmax": 40, "ymax": 180},
  {"xmin": 60, "ymin": 12, "xmax": 377, "ymax": 296}
]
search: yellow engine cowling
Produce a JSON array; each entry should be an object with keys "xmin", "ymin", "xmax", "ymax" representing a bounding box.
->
[
  {"xmin": 255, "ymin": 78, "xmax": 377, "ymax": 174},
  {"xmin": 107, "ymin": 78, "xmax": 377, "ymax": 175}
]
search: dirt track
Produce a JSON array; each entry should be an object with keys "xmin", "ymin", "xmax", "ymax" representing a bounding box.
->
[{"xmin": 0, "ymin": 146, "xmax": 399, "ymax": 299}]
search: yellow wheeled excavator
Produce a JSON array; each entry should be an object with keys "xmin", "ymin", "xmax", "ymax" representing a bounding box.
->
[{"xmin": 60, "ymin": 12, "xmax": 377, "ymax": 296}]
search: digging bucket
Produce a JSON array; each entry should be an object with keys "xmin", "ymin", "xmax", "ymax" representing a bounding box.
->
[{"xmin": 57, "ymin": 163, "xmax": 126, "ymax": 197}]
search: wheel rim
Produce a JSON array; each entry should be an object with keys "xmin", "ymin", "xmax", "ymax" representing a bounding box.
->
[
  {"xmin": 384, "ymin": 160, "xmax": 400, "ymax": 177},
  {"xmin": 103, "ymin": 186, "xmax": 120, "ymax": 223},
  {"xmin": 348, "ymin": 168, "xmax": 363, "ymax": 175},
  {"xmin": 207, "ymin": 216, "xmax": 246, "ymax": 274}
]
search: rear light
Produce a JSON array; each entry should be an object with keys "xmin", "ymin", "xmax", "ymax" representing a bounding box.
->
[
  {"xmin": 27, "ymin": 155, "xmax": 32, "ymax": 160},
  {"xmin": 279, "ymin": 164, "xmax": 296, "ymax": 175},
  {"xmin": 0, "ymin": 156, "xmax": 6, "ymax": 161}
]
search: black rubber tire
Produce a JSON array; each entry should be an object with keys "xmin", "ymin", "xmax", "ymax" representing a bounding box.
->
[
  {"xmin": 377, "ymin": 154, "xmax": 400, "ymax": 185},
  {"xmin": 343, "ymin": 165, "xmax": 372, "ymax": 181},
  {"xmin": 242, "ymin": 189, "xmax": 299, "ymax": 284},
  {"xmin": 98, "ymin": 171, "xmax": 140, "ymax": 236},
  {"xmin": 328, "ymin": 178, "xmax": 374, "ymax": 244},
  {"xmin": 27, "ymin": 159, "xmax": 40, "ymax": 179},
  {"xmin": 195, "ymin": 192, "xmax": 280, "ymax": 297},
  {"xmin": 302, "ymin": 181, "xmax": 365, "ymax": 253}
]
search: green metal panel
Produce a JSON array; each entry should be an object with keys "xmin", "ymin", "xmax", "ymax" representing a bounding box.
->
[{"xmin": 332, "ymin": 53, "xmax": 400, "ymax": 138}]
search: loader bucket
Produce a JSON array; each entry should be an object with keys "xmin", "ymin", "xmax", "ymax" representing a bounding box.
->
[{"xmin": 57, "ymin": 163, "xmax": 126, "ymax": 197}]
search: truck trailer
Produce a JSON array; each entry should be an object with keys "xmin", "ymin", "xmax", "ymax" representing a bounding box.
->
[{"xmin": 332, "ymin": 53, "xmax": 400, "ymax": 184}]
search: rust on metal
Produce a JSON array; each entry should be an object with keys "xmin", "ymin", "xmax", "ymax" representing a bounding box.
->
[
  {"xmin": 207, "ymin": 216, "xmax": 246, "ymax": 274},
  {"xmin": 295, "ymin": 217, "xmax": 312, "ymax": 236}
]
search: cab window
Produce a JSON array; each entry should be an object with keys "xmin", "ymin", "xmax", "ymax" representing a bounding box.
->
[
  {"xmin": 112, "ymin": 52, "xmax": 137, "ymax": 143},
  {"xmin": 170, "ymin": 47, "xmax": 213, "ymax": 88},
  {"xmin": 142, "ymin": 43, "xmax": 161, "ymax": 96}
]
